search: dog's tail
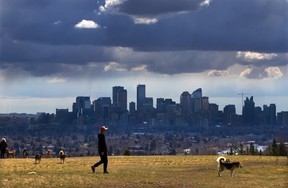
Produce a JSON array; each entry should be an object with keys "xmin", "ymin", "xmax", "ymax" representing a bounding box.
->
[
  {"xmin": 59, "ymin": 150, "xmax": 64, "ymax": 156},
  {"xmin": 216, "ymin": 156, "xmax": 226, "ymax": 164}
]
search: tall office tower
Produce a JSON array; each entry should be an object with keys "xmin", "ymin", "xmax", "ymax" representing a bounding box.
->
[
  {"xmin": 180, "ymin": 91, "xmax": 191, "ymax": 118},
  {"xmin": 73, "ymin": 96, "xmax": 91, "ymax": 118},
  {"xmin": 209, "ymin": 103, "xmax": 219, "ymax": 124},
  {"xmin": 263, "ymin": 104, "xmax": 276, "ymax": 126},
  {"xmin": 112, "ymin": 86, "xmax": 127, "ymax": 111},
  {"xmin": 201, "ymin": 96, "xmax": 209, "ymax": 113},
  {"xmin": 191, "ymin": 88, "xmax": 202, "ymax": 113},
  {"xmin": 269, "ymin": 104, "xmax": 276, "ymax": 126},
  {"xmin": 223, "ymin": 105, "xmax": 236, "ymax": 125},
  {"xmin": 137, "ymin": 84, "xmax": 146, "ymax": 111},
  {"xmin": 242, "ymin": 96, "xmax": 255, "ymax": 124}
]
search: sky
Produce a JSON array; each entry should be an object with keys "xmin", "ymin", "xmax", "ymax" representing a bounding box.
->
[{"xmin": 0, "ymin": 0, "xmax": 287, "ymax": 114}]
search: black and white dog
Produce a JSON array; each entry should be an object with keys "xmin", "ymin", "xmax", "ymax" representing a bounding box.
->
[
  {"xmin": 59, "ymin": 150, "xmax": 66, "ymax": 164},
  {"xmin": 34, "ymin": 153, "xmax": 41, "ymax": 164},
  {"xmin": 216, "ymin": 156, "xmax": 243, "ymax": 177}
]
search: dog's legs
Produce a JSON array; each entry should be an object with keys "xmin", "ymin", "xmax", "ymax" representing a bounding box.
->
[
  {"xmin": 218, "ymin": 168, "xmax": 222, "ymax": 177},
  {"xmin": 218, "ymin": 165, "xmax": 224, "ymax": 177},
  {"xmin": 230, "ymin": 169, "xmax": 234, "ymax": 177}
]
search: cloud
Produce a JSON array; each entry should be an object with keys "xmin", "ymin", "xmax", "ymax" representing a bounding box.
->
[
  {"xmin": 208, "ymin": 70, "xmax": 229, "ymax": 77},
  {"xmin": 104, "ymin": 62, "xmax": 127, "ymax": 72},
  {"xmin": 53, "ymin": 20, "xmax": 62, "ymax": 25},
  {"xmin": 131, "ymin": 65, "xmax": 148, "ymax": 72},
  {"xmin": 111, "ymin": 0, "xmax": 211, "ymax": 17},
  {"xmin": 237, "ymin": 51, "xmax": 277, "ymax": 61},
  {"xmin": 104, "ymin": 0, "xmax": 211, "ymax": 24},
  {"xmin": 133, "ymin": 17, "xmax": 158, "ymax": 25},
  {"xmin": 201, "ymin": 0, "xmax": 211, "ymax": 6},
  {"xmin": 240, "ymin": 67, "xmax": 253, "ymax": 78},
  {"xmin": 47, "ymin": 77, "xmax": 67, "ymax": 83},
  {"xmin": 0, "ymin": 0, "xmax": 287, "ymax": 80},
  {"xmin": 1, "ymin": 0, "xmax": 287, "ymax": 51},
  {"xmin": 75, "ymin": 20, "xmax": 100, "ymax": 29},
  {"xmin": 239, "ymin": 66, "xmax": 285, "ymax": 80},
  {"xmin": 264, "ymin": 67, "xmax": 284, "ymax": 79}
]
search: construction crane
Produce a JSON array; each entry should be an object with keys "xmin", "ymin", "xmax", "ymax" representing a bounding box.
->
[{"xmin": 238, "ymin": 92, "xmax": 250, "ymax": 110}]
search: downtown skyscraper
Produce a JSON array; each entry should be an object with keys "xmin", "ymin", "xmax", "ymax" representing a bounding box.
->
[{"xmin": 137, "ymin": 84, "xmax": 146, "ymax": 111}]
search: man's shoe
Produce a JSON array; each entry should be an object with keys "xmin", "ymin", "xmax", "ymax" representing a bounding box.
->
[
  {"xmin": 104, "ymin": 171, "xmax": 109, "ymax": 174},
  {"xmin": 91, "ymin": 166, "xmax": 95, "ymax": 173}
]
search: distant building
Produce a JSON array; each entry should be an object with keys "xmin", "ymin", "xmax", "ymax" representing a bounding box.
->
[
  {"xmin": 180, "ymin": 91, "xmax": 191, "ymax": 119},
  {"xmin": 201, "ymin": 96, "xmax": 209, "ymax": 113},
  {"xmin": 112, "ymin": 86, "xmax": 127, "ymax": 111},
  {"xmin": 191, "ymin": 88, "xmax": 202, "ymax": 113},
  {"xmin": 209, "ymin": 103, "xmax": 219, "ymax": 124},
  {"xmin": 93, "ymin": 97, "xmax": 111, "ymax": 122},
  {"xmin": 129, "ymin": 102, "xmax": 136, "ymax": 114},
  {"xmin": 60, "ymin": 87, "xmax": 284, "ymax": 128},
  {"xmin": 263, "ymin": 104, "xmax": 276, "ymax": 126},
  {"xmin": 156, "ymin": 98, "xmax": 166, "ymax": 113},
  {"xmin": 128, "ymin": 102, "xmax": 137, "ymax": 125},
  {"xmin": 73, "ymin": 96, "xmax": 91, "ymax": 118},
  {"xmin": 223, "ymin": 105, "xmax": 236, "ymax": 125},
  {"xmin": 242, "ymin": 96, "xmax": 255, "ymax": 125},
  {"xmin": 144, "ymin": 97, "xmax": 153, "ymax": 110},
  {"xmin": 137, "ymin": 84, "xmax": 146, "ymax": 111},
  {"xmin": 277, "ymin": 111, "xmax": 288, "ymax": 127},
  {"xmin": 56, "ymin": 108, "xmax": 72, "ymax": 123}
]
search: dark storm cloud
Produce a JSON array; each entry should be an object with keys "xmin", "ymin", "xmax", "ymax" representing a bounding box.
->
[
  {"xmin": 1, "ymin": 0, "xmax": 287, "ymax": 51},
  {"xmin": 0, "ymin": 0, "xmax": 287, "ymax": 78},
  {"xmin": 112, "ymin": 50, "xmax": 237, "ymax": 74},
  {"xmin": 0, "ymin": 38, "xmax": 112, "ymax": 64}
]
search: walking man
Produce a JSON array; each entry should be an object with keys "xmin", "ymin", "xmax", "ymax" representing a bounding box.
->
[{"xmin": 91, "ymin": 126, "xmax": 109, "ymax": 174}]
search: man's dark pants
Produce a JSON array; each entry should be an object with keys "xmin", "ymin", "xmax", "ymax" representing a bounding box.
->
[{"xmin": 93, "ymin": 152, "xmax": 108, "ymax": 172}]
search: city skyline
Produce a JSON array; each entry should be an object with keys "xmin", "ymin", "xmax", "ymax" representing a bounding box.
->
[
  {"xmin": 0, "ymin": 85, "xmax": 287, "ymax": 115},
  {"xmin": 1, "ymin": 0, "xmax": 287, "ymax": 114}
]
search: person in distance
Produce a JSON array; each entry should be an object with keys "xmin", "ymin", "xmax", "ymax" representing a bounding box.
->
[{"xmin": 91, "ymin": 126, "xmax": 109, "ymax": 174}]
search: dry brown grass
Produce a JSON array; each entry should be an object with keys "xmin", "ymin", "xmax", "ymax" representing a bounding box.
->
[{"xmin": 0, "ymin": 155, "xmax": 287, "ymax": 188}]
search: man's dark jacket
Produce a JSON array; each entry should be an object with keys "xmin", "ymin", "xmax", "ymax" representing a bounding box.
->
[{"xmin": 98, "ymin": 133, "xmax": 107, "ymax": 153}]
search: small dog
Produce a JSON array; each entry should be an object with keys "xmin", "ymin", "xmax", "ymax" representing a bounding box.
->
[
  {"xmin": 23, "ymin": 149, "xmax": 29, "ymax": 158},
  {"xmin": 6, "ymin": 149, "xmax": 16, "ymax": 158},
  {"xmin": 216, "ymin": 156, "xmax": 243, "ymax": 177},
  {"xmin": 35, "ymin": 153, "xmax": 41, "ymax": 164},
  {"xmin": 59, "ymin": 150, "xmax": 66, "ymax": 164}
]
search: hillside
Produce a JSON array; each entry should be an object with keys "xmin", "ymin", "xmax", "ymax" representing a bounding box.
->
[{"xmin": 0, "ymin": 155, "xmax": 287, "ymax": 188}]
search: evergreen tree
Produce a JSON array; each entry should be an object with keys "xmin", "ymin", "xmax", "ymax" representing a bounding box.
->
[
  {"xmin": 150, "ymin": 140, "xmax": 157, "ymax": 151},
  {"xmin": 124, "ymin": 150, "xmax": 130, "ymax": 156},
  {"xmin": 169, "ymin": 148, "xmax": 177, "ymax": 155},
  {"xmin": 271, "ymin": 138, "xmax": 279, "ymax": 156},
  {"xmin": 229, "ymin": 147, "xmax": 233, "ymax": 155},
  {"xmin": 259, "ymin": 149, "xmax": 262, "ymax": 156},
  {"xmin": 246, "ymin": 146, "xmax": 249, "ymax": 155},
  {"xmin": 249, "ymin": 142, "xmax": 255, "ymax": 155},
  {"xmin": 278, "ymin": 141, "xmax": 287, "ymax": 156},
  {"xmin": 239, "ymin": 144, "xmax": 244, "ymax": 155}
]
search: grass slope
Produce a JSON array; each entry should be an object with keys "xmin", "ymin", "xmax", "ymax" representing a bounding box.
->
[{"xmin": 0, "ymin": 155, "xmax": 287, "ymax": 188}]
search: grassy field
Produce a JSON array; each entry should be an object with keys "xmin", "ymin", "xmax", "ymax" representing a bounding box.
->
[{"xmin": 0, "ymin": 155, "xmax": 287, "ymax": 188}]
